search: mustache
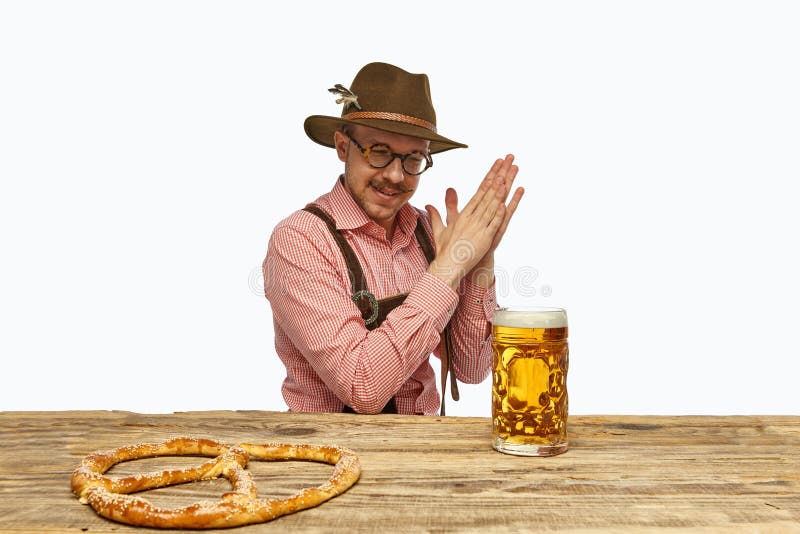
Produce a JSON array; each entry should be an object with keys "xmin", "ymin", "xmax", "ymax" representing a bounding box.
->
[{"xmin": 370, "ymin": 180, "xmax": 414, "ymax": 194}]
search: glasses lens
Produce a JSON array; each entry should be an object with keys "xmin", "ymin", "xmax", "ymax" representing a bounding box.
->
[
  {"xmin": 366, "ymin": 145, "xmax": 393, "ymax": 168},
  {"xmin": 403, "ymin": 152, "xmax": 429, "ymax": 175}
]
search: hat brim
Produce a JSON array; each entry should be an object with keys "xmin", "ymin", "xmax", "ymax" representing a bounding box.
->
[{"xmin": 304, "ymin": 115, "xmax": 467, "ymax": 155}]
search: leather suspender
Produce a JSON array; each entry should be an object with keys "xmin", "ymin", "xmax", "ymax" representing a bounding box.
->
[
  {"xmin": 412, "ymin": 217, "xmax": 460, "ymax": 415},
  {"xmin": 302, "ymin": 204, "xmax": 459, "ymax": 415}
]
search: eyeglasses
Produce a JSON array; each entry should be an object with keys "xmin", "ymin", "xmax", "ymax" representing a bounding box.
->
[{"xmin": 348, "ymin": 136, "xmax": 433, "ymax": 176}]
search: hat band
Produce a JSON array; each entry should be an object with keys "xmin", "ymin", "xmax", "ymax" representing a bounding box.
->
[{"xmin": 342, "ymin": 111, "xmax": 437, "ymax": 134}]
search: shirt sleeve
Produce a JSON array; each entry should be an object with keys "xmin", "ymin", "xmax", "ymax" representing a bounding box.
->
[
  {"xmin": 411, "ymin": 210, "xmax": 494, "ymax": 386},
  {"xmin": 264, "ymin": 221, "xmax": 458, "ymax": 414},
  {"xmin": 440, "ymin": 275, "xmax": 496, "ymax": 384}
]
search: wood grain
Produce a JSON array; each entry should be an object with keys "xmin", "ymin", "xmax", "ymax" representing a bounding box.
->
[{"xmin": 1, "ymin": 411, "xmax": 798, "ymax": 533}]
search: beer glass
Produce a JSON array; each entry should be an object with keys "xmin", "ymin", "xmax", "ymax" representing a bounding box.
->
[{"xmin": 492, "ymin": 306, "xmax": 569, "ymax": 456}]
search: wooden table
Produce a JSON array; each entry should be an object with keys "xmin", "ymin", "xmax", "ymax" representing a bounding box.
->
[{"xmin": 1, "ymin": 411, "xmax": 798, "ymax": 533}]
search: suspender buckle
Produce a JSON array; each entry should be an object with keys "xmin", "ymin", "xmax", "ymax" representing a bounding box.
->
[{"xmin": 351, "ymin": 290, "xmax": 379, "ymax": 326}]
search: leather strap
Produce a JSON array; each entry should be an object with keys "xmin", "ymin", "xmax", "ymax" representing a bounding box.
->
[
  {"xmin": 303, "ymin": 204, "xmax": 367, "ymax": 295},
  {"xmin": 303, "ymin": 204, "xmax": 381, "ymax": 328},
  {"xmin": 412, "ymin": 217, "xmax": 460, "ymax": 416},
  {"xmin": 303, "ymin": 204, "xmax": 459, "ymax": 416}
]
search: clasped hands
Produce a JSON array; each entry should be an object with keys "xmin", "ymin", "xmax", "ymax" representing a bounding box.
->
[{"xmin": 426, "ymin": 154, "xmax": 524, "ymax": 290}]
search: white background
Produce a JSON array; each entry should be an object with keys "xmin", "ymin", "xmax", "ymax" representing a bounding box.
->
[{"xmin": 2, "ymin": 1, "xmax": 798, "ymax": 416}]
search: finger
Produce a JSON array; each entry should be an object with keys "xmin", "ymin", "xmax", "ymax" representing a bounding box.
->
[
  {"xmin": 503, "ymin": 186, "xmax": 525, "ymax": 223},
  {"xmin": 506, "ymin": 186, "xmax": 525, "ymax": 217},
  {"xmin": 496, "ymin": 154, "xmax": 515, "ymax": 180},
  {"xmin": 504, "ymin": 164, "xmax": 519, "ymax": 198},
  {"xmin": 495, "ymin": 155, "xmax": 517, "ymax": 202},
  {"xmin": 491, "ymin": 187, "xmax": 525, "ymax": 247},
  {"xmin": 486, "ymin": 202, "xmax": 507, "ymax": 234},
  {"xmin": 462, "ymin": 158, "xmax": 504, "ymax": 215},
  {"xmin": 500, "ymin": 153, "xmax": 515, "ymax": 170},
  {"xmin": 476, "ymin": 176, "xmax": 506, "ymax": 226},
  {"xmin": 444, "ymin": 188, "xmax": 458, "ymax": 226},
  {"xmin": 481, "ymin": 158, "xmax": 504, "ymax": 183},
  {"xmin": 425, "ymin": 204, "xmax": 444, "ymax": 237}
]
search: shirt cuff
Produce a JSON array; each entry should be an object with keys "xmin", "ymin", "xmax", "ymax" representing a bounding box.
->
[
  {"xmin": 405, "ymin": 272, "xmax": 460, "ymax": 332},
  {"xmin": 459, "ymin": 277, "xmax": 497, "ymax": 321}
]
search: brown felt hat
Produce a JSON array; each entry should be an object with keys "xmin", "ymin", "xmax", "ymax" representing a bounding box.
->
[{"xmin": 304, "ymin": 62, "xmax": 467, "ymax": 154}]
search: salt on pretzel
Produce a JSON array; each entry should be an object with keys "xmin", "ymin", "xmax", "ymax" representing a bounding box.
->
[{"xmin": 70, "ymin": 437, "xmax": 361, "ymax": 529}]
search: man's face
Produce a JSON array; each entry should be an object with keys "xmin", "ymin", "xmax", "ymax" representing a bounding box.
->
[{"xmin": 334, "ymin": 125, "xmax": 429, "ymax": 235}]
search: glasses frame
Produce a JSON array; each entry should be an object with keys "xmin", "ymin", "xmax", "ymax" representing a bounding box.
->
[{"xmin": 348, "ymin": 136, "xmax": 433, "ymax": 176}]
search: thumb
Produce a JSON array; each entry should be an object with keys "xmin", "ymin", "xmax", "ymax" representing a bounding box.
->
[
  {"xmin": 445, "ymin": 188, "xmax": 458, "ymax": 226},
  {"xmin": 425, "ymin": 205, "xmax": 444, "ymax": 237}
]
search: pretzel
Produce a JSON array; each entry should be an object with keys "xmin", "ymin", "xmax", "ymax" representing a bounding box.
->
[{"xmin": 70, "ymin": 437, "xmax": 361, "ymax": 528}]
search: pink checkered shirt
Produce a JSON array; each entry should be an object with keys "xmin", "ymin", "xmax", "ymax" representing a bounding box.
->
[{"xmin": 263, "ymin": 178, "xmax": 496, "ymax": 415}]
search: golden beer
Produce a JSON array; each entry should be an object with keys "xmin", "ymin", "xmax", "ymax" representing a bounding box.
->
[{"xmin": 492, "ymin": 307, "xmax": 569, "ymax": 456}]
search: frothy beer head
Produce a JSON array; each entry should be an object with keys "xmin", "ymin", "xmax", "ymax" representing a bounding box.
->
[{"xmin": 493, "ymin": 307, "xmax": 567, "ymax": 328}]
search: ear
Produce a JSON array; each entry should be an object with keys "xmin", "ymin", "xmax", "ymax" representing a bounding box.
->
[{"xmin": 333, "ymin": 130, "xmax": 349, "ymax": 163}]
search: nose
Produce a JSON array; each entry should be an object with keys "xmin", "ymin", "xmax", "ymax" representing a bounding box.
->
[{"xmin": 382, "ymin": 157, "xmax": 405, "ymax": 184}]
